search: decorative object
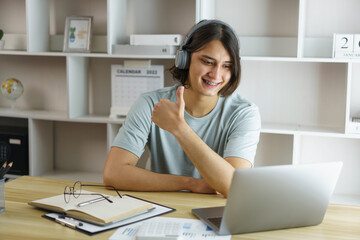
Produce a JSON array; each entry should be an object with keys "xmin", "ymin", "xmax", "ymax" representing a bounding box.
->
[
  {"xmin": 0, "ymin": 29, "xmax": 4, "ymax": 50},
  {"xmin": 333, "ymin": 33, "xmax": 360, "ymax": 58},
  {"xmin": 1, "ymin": 78, "xmax": 24, "ymax": 108},
  {"xmin": 348, "ymin": 116, "xmax": 360, "ymax": 134},
  {"xmin": 63, "ymin": 16, "xmax": 93, "ymax": 53}
]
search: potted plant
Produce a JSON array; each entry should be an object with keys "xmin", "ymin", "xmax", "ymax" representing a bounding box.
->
[{"xmin": 0, "ymin": 29, "xmax": 4, "ymax": 50}]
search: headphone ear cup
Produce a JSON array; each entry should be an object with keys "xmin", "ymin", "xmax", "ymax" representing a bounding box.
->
[{"xmin": 175, "ymin": 49, "xmax": 190, "ymax": 69}]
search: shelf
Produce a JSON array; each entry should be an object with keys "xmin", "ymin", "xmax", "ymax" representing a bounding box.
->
[
  {"xmin": 72, "ymin": 114, "xmax": 126, "ymax": 124},
  {"xmin": 3, "ymin": 49, "xmax": 360, "ymax": 63},
  {"xmin": 261, "ymin": 123, "xmax": 344, "ymax": 136},
  {"xmin": 1, "ymin": 108, "xmax": 356, "ymax": 138},
  {"xmin": 0, "ymin": 108, "xmax": 128, "ymax": 125},
  {"xmin": 0, "ymin": 50, "xmax": 176, "ymax": 59},
  {"xmin": 0, "ymin": 108, "xmax": 67, "ymax": 121},
  {"xmin": 262, "ymin": 123, "xmax": 360, "ymax": 139},
  {"xmin": 242, "ymin": 56, "xmax": 360, "ymax": 63}
]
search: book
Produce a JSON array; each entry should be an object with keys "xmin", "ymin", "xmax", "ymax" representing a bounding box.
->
[
  {"xmin": 28, "ymin": 190, "xmax": 153, "ymax": 225},
  {"xmin": 130, "ymin": 34, "xmax": 183, "ymax": 46},
  {"xmin": 112, "ymin": 44, "xmax": 177, "ymax": 55}
]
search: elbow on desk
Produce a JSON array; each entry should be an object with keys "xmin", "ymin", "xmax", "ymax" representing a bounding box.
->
[
  {"xmin": 102, "ymin": 161, "xmax": 136, "ymax": 190},
  {"xmin": 217, "ymin": 187, "xmax": 229, "ymax": 199},
  {"xmin": 102, "ymin": 165, "xmax": 117, "ymax": 187},
  {"xmin": 222, "ymin": 190, "xmax": 229, "ymax": 198},
  {"xmin": 102, "ymin": 169, "xmax": 111, "ymax": 186}
]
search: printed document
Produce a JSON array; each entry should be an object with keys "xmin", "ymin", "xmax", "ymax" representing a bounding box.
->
[{"xmin": 109, "ymin": 216, "xmax": 231, "ymax": 240}]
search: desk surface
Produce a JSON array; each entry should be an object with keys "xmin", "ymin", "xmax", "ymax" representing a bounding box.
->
[{"xmin": 0, "ymin": 176, "xmax": 359, "ymax": 240}]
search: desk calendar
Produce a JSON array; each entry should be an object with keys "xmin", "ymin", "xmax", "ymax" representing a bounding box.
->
[
  {"xmin": 333, "ymin": 33, "xmax": 360, "ymax": 58},
  {"xmin": 110, "ymin": 65, "xmax": 164, "ymax": 118}
]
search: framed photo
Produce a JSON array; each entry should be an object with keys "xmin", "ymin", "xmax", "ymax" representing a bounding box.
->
[{"xmin": 63, "ymin": 16, "xmax": 93, "ymax": 53}]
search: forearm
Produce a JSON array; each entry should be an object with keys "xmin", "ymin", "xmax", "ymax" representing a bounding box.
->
[
  {"xmin": 105, "ymin": 164, "xmax": 190, "ymax": 191},
  {"xmin": 172, "ymin": 122, "xmax": 236, "ymax": 197},
  {"xmin": 103, "ymin": 147, "xmax": 215, "ymax": 193}
]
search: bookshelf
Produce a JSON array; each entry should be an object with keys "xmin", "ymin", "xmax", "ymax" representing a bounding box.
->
[{"xmin": 0, "ymin": 0, "xmax": 359, "ymax": 205}]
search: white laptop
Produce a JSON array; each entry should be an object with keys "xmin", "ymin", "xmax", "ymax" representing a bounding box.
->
[{"xmin": 192, "ymin": 161, "xmax": 343, "ymax": 235}]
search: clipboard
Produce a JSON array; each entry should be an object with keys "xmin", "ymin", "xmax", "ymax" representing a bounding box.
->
[{"xmin": 42, "ymin": 195, "xmax": 175, "ymax": 235}]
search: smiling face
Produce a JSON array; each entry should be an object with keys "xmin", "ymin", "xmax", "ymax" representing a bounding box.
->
[{"xmin": 187, "ymin": 40, "xmax": 233, "ymax": 98}]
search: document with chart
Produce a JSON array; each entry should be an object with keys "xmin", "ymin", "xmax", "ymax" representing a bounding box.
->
[{"xmin": 109, "ymin": 217, "xmax": 231, "ymax": 240}]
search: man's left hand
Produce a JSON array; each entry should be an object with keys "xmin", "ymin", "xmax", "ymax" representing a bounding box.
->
[{"xmin": 151, "ymin": 86, "xmax": 185, "ymax": 134}]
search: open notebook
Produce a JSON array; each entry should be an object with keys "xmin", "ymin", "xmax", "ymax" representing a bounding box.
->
[{"xmin": 28, "ymin": 190, "xmax": 153, "ymax": 225}]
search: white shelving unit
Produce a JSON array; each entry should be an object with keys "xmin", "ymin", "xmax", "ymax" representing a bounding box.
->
[{"xmin": 0, "ymin": 0, "xmax": 359, "ymax": 205}]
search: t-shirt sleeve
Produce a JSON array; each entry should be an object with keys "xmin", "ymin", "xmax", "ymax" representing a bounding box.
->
[
  {"xmin": 111, "ymin": 94, "xmax": 154, "ymax": 158},
  {"xmin": 223, "ymin": 104, "xmax": 261, "ymax": 165}
]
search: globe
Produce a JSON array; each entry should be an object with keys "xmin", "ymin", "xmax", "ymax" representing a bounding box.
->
[{"xmin": 1, "ymin": 78, "xmax": 24, "ymax": 101}]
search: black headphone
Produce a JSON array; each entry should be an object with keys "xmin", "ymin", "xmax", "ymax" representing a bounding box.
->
[{"xmin": 175, "ymin": 19, "xmax": 241, "ymax": 70}]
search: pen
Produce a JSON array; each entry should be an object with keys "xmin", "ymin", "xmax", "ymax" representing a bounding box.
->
[
  {"xmin": 0, "ymin": 161, "xmax": 6, "ymax": 178},
  {"xmin": 0, "ymin": 162, "xmax": 11, "ymax": 179},
  {"xmin": 55, "ymin": 217, "xmax": 77, "ymax": 229},
  {"xmin": 55, "ymin": 216, "xmax": 83, "ymax": 228},
  {"xmin": 77, "ymin": 196, "xmax": 110, "ymax": 207}
]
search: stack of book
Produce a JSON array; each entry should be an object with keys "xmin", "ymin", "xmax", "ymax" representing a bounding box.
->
[{"xmin": 112, "ymin": 34, "xmax": 183, "ymax": 55}]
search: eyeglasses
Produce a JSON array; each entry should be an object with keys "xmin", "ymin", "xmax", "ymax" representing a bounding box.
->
[{"xmin": 63, "ymin": 181, "xmax": 122, "ymax": 204}]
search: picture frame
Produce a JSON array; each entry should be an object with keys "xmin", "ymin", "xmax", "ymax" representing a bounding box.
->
[{"xmin": 63, "ymin": 16, "xmax": 93, "ymax": 53}]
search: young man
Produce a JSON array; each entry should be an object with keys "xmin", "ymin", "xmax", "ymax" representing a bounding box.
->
[{"xmin": 103, "ymin": 20, "xmax": 261, "ymax": 197}]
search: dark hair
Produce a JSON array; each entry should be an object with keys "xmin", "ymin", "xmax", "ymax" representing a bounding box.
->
[{"xmin": 170, "ymin": 22, "xmax": 241, "ymax": 97}]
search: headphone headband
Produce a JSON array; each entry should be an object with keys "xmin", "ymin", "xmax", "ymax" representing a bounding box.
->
[{"xmin": 175, "ymin": 19, "xmax": 240, "ymax": 69}]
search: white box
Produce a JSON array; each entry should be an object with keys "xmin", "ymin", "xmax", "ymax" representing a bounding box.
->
[
  {"xmin": 130, "ymin": 34, "xmax": 183, "ymax": 46},
  {"xmin": 348, "ymin": 121, "xmax": 360, "ymax": 134},
  {"xmin": 112, "ymin": 44, "xmax": 177, "ymax": 55},
  {"xmin": 333, "ymin": 34, "xmax": 354, "ymax": 58}
]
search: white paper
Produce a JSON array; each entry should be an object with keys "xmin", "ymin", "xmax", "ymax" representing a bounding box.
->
[{"xmin": 109, "ymin": 217, "xmax": 231, "ymax": 240}]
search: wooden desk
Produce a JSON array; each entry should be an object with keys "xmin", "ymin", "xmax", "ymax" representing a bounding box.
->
[{"xmin": 0, "ymin": 176, "xmax": 359, "ymax": 240}]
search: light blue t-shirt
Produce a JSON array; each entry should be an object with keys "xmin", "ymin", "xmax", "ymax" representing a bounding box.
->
[{"xmin": 112, "ymin": 84, "xmax": 261, "ymax": 178}]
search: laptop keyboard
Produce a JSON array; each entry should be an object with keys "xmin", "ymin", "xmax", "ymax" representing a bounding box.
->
[{"xmin": 207, "ymin": 217, "xmax": 222, "ymax": 228}]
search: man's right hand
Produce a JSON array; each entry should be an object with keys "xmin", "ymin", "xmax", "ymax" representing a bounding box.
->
[{"xmin": 189, "ymin": 178, "xmax": 217, "ymax": 194}]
